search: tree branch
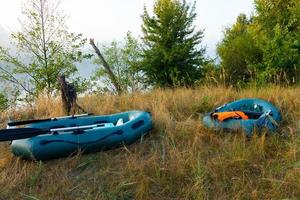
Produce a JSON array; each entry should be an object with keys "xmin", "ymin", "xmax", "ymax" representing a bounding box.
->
[
  {"xmin": 90, "ymin": 39, "xmax": 123, "ymax": 95},
  {"xmin": 0, "ymin": 66, "xmax": 35, "ymax": 96}
]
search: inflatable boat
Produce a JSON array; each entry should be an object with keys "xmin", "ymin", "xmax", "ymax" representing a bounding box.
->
[
  {"xmin": 203, "ymin": 98, "xmax": 281, "ymax": 136},
  {"xmin": 1, "ymin": 111, "xmax": 153, "ymax": 160}
]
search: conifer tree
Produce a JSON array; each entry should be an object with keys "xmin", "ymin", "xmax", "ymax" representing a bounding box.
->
[{"xmin": 141, "ymin": 0, "xmax": 206, "ymax": 87}]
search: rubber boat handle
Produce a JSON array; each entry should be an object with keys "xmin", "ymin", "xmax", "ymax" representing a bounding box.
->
[
  {"xmin": 0, "ymin": 123, "xmax": 105, "ymax": 142},
  {"xmin": 7, "ymin": 113, "xmax": 94, "ymax": 127}
]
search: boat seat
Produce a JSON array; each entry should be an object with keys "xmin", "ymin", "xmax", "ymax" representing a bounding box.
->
[
  {"xmin": 92, "ymin": 123, "xmax": 114, "ymax": 128},
  {"xmin": 116, "ymin": 119, "xmax": 124, "ymax": 126},
  {"xmin": 103, "ymin": 123, "xmax": 114, "ymax": 127}
]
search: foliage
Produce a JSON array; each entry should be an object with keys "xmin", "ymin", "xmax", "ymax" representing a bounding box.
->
[
  {"xmin": 218, "ymin": 0, "xmax": 300, "ymax": 85},
  {"xmin": 140, "ymin": 0, "xmax": 206, "ymax": 87},
  {"xmin": 0, "ymin": 92, "xmax": 8, "ymax": 111},
  {"xmin": 217, "ymin": 14, "xmax": 263, "ymax": 85},
  {"xmin": 253, "ymin": 0, "xmax": 300, "ymax": 84},
  {"xmin": 70, "ymin": 77, "xmax": 92, "ymax": 95},
  {"xmin": 0, "ymin": 0, "xmax": 91, "ymax": 98},
  {"xmin": 201, "ymin": 61, "xmax": 224, "ymax": 86},
  {"xmin": 92, "ymin": 32, "xmax": 146, "ymax": 94}
]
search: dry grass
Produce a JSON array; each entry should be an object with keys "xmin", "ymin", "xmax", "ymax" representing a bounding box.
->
[{"xmin": 0, "ymin": 86, "xmax": 299, "ymax": 200}]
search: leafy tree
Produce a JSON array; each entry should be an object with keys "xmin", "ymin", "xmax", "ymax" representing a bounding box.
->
[
  {"xmin": 218, "ymin": 0, "xmax": 300, "ymax": 85},
  {"xmin": 0, "ymin": 0, "xmax": 90, "ymax": 98},
  {"xmin": 121, "ymin": 33, "xmax": 146, "ymax": 92},
  {"xmin": 253, "ymin": 0, "xmax": 300, "ymax": 84},
  {"xmin": 92, "ymin": 32, "xmax": 145, "ymax": 93},
  {"xmin": 140, "ymin": 0, "xmax": 206, "ymax": 87},
  {"xmin": 217, "ymin": 14, "xmax": 263, "ymax": 85}
]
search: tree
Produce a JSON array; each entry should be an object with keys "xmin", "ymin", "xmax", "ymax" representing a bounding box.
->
[
  {"xmin": 217, "ymin": 0, "xmax": 300, "ymax": 86},
  {"xmin": 0, "ymin": 0, "xmax": 90, "ymax": 98},
  {"xmin": 90, "ymin": 39, "xmax": 123, "ymax": 95},
  {"xmin": 217, "ymin": 14, "xmax": 263, "ymax": 85},
  {"xmin": 91, "ymin": 33, "xmax": 145, "ymax": 94},
  {"xmin": 140, "ymin": 0, "xmax": 206, "ymax": 87},
  {"xmin": 253, "ymin": 0, "xmax": 300, "ymax": 84},
  {"xmin": 121, "ymin": 33, "xmax": 146, "ymax": 92}
]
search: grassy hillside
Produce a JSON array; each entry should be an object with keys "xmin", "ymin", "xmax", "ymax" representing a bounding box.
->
[{"xmin": 0, "ymin": 86, "xmax": 299, "ymax": 200}]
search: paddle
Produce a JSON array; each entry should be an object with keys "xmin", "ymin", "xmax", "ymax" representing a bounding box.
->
[
  {"xmin": 0, "ymin": 128, "xmax": 49, "ymax": 141},
  {"xmin": 0, "ymin": 123, "xmax": 108, "ymax": 142},
  {"xmin": 7, "ymin": 113, "xmax": 94, "ymax": 127}
]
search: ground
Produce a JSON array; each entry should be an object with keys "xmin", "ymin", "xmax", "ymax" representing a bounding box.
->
[{"xmin": 0, "ymin": 86, "xmax": 299, "ymax": 200}]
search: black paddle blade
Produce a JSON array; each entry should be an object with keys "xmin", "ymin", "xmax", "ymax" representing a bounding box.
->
[{"xmin": 0, "ymin": 128, "xmax": 49, "ymax": 141}]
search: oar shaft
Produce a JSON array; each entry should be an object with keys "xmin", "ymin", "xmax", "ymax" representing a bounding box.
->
[
  {"xmin": 50, "ymin": 124, "xmax": 107, "ymax": 132},
  {"xmin": 7, "ymin": 113, "xmax": 93, "ymax": 126},
  {"xmin": 55, "ymin": 113, "xmax": 92, "ymax": 120},
  {"xmin": 0, "ymin": 123, "xmax": 110, "ymax": 142}
]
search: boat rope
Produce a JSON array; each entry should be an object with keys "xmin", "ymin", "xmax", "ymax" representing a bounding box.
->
[{"xmin": 266, "ymin": 113, "xmax": 279, "ymax": 127}]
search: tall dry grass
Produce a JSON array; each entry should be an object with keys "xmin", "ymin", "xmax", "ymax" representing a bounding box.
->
[{"xmin": 0, "ymin": 86, "xmax": 299, "ymax": 200}]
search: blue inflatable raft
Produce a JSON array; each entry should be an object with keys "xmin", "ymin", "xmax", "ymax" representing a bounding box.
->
[
  {"xmin": 203, "ymin": 98, "xmax": 281, "ymax": 136},
  {"xmin": 3, "ymin": 111, "xmax": 152, "ymax": 160}
]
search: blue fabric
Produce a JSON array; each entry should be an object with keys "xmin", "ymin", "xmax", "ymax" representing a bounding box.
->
[
  {"xmin": 11, "ymin": 111, "xmax": 153, "ymax": 160},
  {"xmin": 255, "ymin": 112, "xmax": 277, "ymax": 132},
  {"xmin": 203, "ymin": 98, "xmax": 281, "ymax": 136}
]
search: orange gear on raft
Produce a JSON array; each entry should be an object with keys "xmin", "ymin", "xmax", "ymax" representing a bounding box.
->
[{"xmin": 212, "ymin": 111, "xmax": 249, "ymax": 122}]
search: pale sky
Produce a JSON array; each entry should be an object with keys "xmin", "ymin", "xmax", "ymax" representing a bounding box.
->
[{"xmin": 0, "ymin": 0, "xmax": 254, "ymax": 57}]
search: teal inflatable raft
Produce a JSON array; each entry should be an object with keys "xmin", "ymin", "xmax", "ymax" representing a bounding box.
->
[
  {"xmin": 1, "ymin": 111, "xmax": 153, "ymax": 160},
  {"xmin": 203, "ymin": 98, "xmax": 281, "ymax": 136}
]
